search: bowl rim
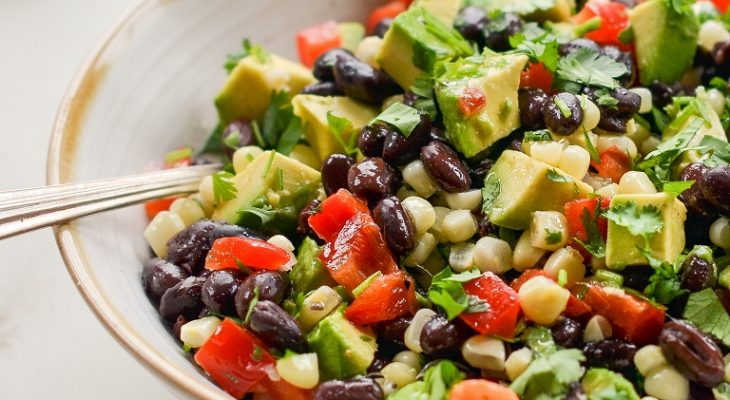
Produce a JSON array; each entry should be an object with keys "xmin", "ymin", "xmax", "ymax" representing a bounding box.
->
[{"xmin": 46, "ymin": 1, "xmax": 230, "ymax": 399}]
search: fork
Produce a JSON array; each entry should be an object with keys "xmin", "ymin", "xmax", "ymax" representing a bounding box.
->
[{"xmin": 0, "ymin": 164, "xmax": 219, "ymax": 240}]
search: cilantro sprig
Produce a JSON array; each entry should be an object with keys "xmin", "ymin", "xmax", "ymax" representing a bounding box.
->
[
  {"xmin": 327, "ymin": 112, "xmax": 358, "ymax": 156},
  {"xmin": 604, "ymin": 201, "xmax": 663, "ymax": 248},
  {"xmin": 556, "ymin": 48, "xmax": 628, "ymax": 90},
  {"xmin": 508, "ymin": 23, "xmax": 559, "ymax": 72},
  {"xmin": 428, "ymin": 267, "xmax": 485, "ymax": 320},
  {"xmin": 369, "ymin": 102, "xmax": 422, "ymax": 138},
  {"xmin": 224, "ymin": 39, "xmax": 270, "ymax": 74},
  {"xmin": 211, "ymin": 171, "xmax": 237, "ymax": 204}
]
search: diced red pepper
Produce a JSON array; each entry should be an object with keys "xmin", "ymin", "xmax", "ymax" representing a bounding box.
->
[
  {"xmin": 582, "ymin": 284, "xmax": 665, "ymax": 345},
  {"xmin": 510, "ymin": 269, "xmax": 549, "ymax": 292},
  {"xmin": 460, "ymin": 272, "xmax": 521, "ymax": 338},
  {"xmin": 367, "ymin": 1, "xmax": 409, "ymax": 34},
  {"xmin": 713, "ymin": 0, "xmax": 730, "ymax": 13},
  {"xmin": 205, "ymin": 237, "xmax": 293, "ymax": 271},
  {"xmin": 573, "ymin": 0, "xmax": 631, "ymax": 50},
  {"xmin": 309, "ymin": 189, "xmax": 370, "ymax": 242},
  {"xmin": 450, "ymin": 379, "xmax": 520, "ymax": 400},
  {"xmin": 144, "ymin": 197, "xmax": 179, "ymax": 220},
  {"xmin": 520, "ymin": 62, "xmax": 553, "ymax": 93},
  {"xmin": 510, "ymin": 270, "xmax": 593, "ymax": 320},
  {"xmin": 564, "ymin": 197, "xmax": 611, "ymax": 243},
  {"xmin": 320, "ymin": 212, "xmax": 398, "ymax": 292},
  {"xmin": 345, "ymin": 272, "xmax": 417, "ymax": 326},
  {"xmin": 458, "ymin": 87, "xmax": 487, "ymax": 117},
  {"xmin": 194, "ymin": 319, "xmax": 275, "ymax": 399},
  {"xmin": 296, "ymin": 20, "xmax": 342, "ymax": 68},
  {"xmin": 591, "ymin": 145, "xmax": 632, "ymax": 184},
  {"xmin": 255, "ymin": 377, "xmax": 314, "ymax": 400}
]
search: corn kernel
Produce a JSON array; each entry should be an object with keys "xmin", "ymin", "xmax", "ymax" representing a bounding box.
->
[
  {"xmin": 268, "ymin": 234, "xmax": 295, "ymax": 252},
  {"xmin": 582, "ymin": 100, "xmax": 601, "ymax": 131},
  {"xmin": 402, "ymin": 196, "xmax": 436, "ymax": 235},
  {"xmin": 558, "ymin": 145, "xmax": 591, "ymax": 180},
  {"xmin": 180, "ymin": 316, "xmax": 222, "ymax": 348},
  {"xmin": 618, "ymin": 171, "xmax": 657, "ymax": 195},
  {"xmin": 430, "ymin": 206, "xmax": 452, "ymax": 243},
  {"xmin": 710, "ymin": 218, "xmax": 730, "ymax": 250},
  {"xmin": 518, "ymin": 276, "xmax": 570, "ymax": 326},
  {"xmin": 403, "ymin": 160, "xmax": 439, "ymax": 198},
  {"xmin": 473, "ymin": 236, "xmax": 512, "ymax": 274},
  {"xmin": 708, "ymin": 88, "xmax": 727, "ymax": 117},
  {"xmin": 449, "ymin": 242, "xmax": 476, "ymax": 272},
  {"xmin": 442, "ymin": 210, "xmax": 478, "ymax": 243},
  {"xmin": 169, "ymin": 198, "xmax": 205, "ymax": 227},
  {"xmin": 513, "ymin": 231, "xmax": 547, "ymax": 272},
  {"xmin": 144, "ymin": 211, "xmax": 186, "ymax": 257},
  {"xmin": 394, "ymin": 351, "xmax": 422, "ymax": 370},
  {"xmin": 505, "ymin": 348, "xmax": 532, "ymax": 381},
  {"xmin": 404, "ymin": 232, "xmax": 438, "ymax": 267},
  {"xmin": 445, "ymin": 189, "xmax": 483, "ymax": 211},
  {"xmin": 644, "ymin": 366, "xmax": 689, "ymax": 400},
  {"xmin": 530, "ymin": 211, "xmax": 569, "ymax": 251},
  {"xmin": 543, "ymin": 247, "xmax": 585, "ymax": 288},
  {"xmin": 640, "ymin": 136, "xmax": 661, "ymax": 155},
  {"xmin": 232, "ymin": 146, "xmax": 264, "ymax": 174},
  {"xmin": 356, "ymin": 36, "xmax": 384, "ymax": 68},
  {"xmin": 404, "ymin": 309, "xmax": 436, "ymax": 353},
  {"xmin": 198, "ymin": 175, "xmax": 216, "ymax": 210},
  {"xmin": 462, "ymin": 335, "xmax": 506, "ymax": 371},
  {"xmin": 634, "ymin": 345, "xmax": 668, "ymax": 376},
  {"xmin": 630, "ymin": 88, "xmax": 653, "ymax": 114},
  {"xmin": 699, "ymin": 20, "xmax": 730, "ymax": 52},
  {"xmin": 381, "ymin": 362, "xmax": 418, "ymax": 388},
  {"xmin": 528, "ymin": 141, "xmax": 564, "ymax": 167},
  {"xmin": 583, "ymin": 315, "xmax": 612, "ymax": 342},
  {"xmin": 595, "ymin": 183, "xmax": 619, "ymax": 198},
  {"xmin": 276, "ymin": 352, "xmax": 319, "ymax": 389},
  {"xmin": 298, "ymin": 286, "xmax": 342, "ymax": 331}
]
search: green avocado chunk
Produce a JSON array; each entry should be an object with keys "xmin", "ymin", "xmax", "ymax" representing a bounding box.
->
[
  {"xmin": 211, "ymin": 151, "xmax": 323, "ymax": 235},
  {"xmin": 307, "ymin": 311, "xmax": 377, "ymax": 380},
  {"xmin": 290, "ymin": 237, "xmax": 336, "ymax": 295},
  {"xmin": 377, "ymin": 7, "xmax": 473, "ymax": 90},
  {"xmin": 605, "ymin": 193, "xmax": 687, "ymax": 269},
  {"xmin": 482, "ymin": 150, "xmax": 594, "ymax": 230},
  {"xmin": 215, "ymin": 54, "xmax": 315, "ymax": 125},
  {"xmin": 581, "ymin": 368, "xmax": 640, "ymax": 400},
  {"xmin": 435, "ymin": 52, "xmax": 528, "ymax": 157},
  {"xmin": 291, "ymin": 95, "xmax": 379, "ymax": 162},
  {"xmin": 410, "ymin": 0, "xmax": 462, "ymax": 26},
  {"xmin": 630, "ymin": 0, "xmax": 699, "ymax": 86}
]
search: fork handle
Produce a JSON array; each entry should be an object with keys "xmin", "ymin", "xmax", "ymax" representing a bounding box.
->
[{"xmin": 0, "ymin": 164, "xmax": 219, "ymax": 240}]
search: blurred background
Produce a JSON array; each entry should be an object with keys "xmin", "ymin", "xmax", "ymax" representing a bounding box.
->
[{"xmin": 0, "ymin": 1, "xmax": 173, "ymax": 398}]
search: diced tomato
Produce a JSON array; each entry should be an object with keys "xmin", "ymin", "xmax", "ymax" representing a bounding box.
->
[
  {"xmin": 255, "ymin": 377, "xmax": 313, "ymax": 400},
  {"xmin": 345, "ymin": 272, "xmax": 417, "ymax": 326},
  {"xmin": 582, "ymin": 284, "xmax": 665, "ymax": 345},
  {"xmin": 367, "ymin": 1, "xmax": 408, "ymax": 34},
  {"xmin": 205, "ymin": 237, "xmax": 293, "ymax": 271},
  {"xmin": 458, "ymin": 87, "xmax": 487, "ymax": 117},
  {"xmin": 591, "ymin": 145, "xmax": 632, "ymax": 184},
  {"xmin": 460, "ymin": 272, "xmax": 521, "ymax": 338},
  {"xmin": 320, "ymin": 213, "xmax": 399, "ymax": 292},
  {"xmin": 144, "ymin": 197, "xmax": 178, "ymax": 220},
  {"xmin": 564, "ymin": 198, "xmax": 611, "ymax": 243},
  {"xmin": 449, "ymin": 379, "xmax": 519, "ymax": 400},
  {"xmin": 573, "ymin": 0, "xmax": 631, "ymax": 50},
  {"xmin": 194, "ymin": 319, "xmax": 275, "ymax": 399},
  {"xmin": 296, "ymin": 21, "xmax": 342, "ymax": 68},
  {"xmin": 308, "ymin": 189, "xmax": 370, "ymax": 242},
  {"xmin": 510, "ymin": 270, "xmax": 592, "ymax": 320},
  {"xmin": 713, "ymin": 0, "xmax": 730, "ymax": 13},
  {"xmin": 520, "ymin": 62, "xmax": 553, "ymax": 93}
]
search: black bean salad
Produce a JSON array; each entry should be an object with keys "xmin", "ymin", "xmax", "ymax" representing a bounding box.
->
[{"xmin": 141, "ymin": 0, "xmax": 730, "ymax": 399}]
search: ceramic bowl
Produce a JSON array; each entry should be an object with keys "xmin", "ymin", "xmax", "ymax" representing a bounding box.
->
[{"xmin": 47, "ymin": 0, "xmax": 375, "ymax": 398}]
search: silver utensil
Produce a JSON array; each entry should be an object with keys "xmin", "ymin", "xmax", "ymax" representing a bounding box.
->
[{"xmin": 0, "ymin": 164, "xmax": 219, "ymax": 239}]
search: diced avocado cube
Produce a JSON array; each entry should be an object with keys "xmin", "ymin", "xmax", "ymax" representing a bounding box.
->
[
  {"xmin": 211, "ymin": 151, "xmax": 323, "ymax": 235},
  {"xmin": 482, "ymin": 150, "xmax": 594, "ymax": 230},
  {"xmin": 377, "ymin": 7, "xmax": 473, "ymax": 90},
  {"xmin": 435, "ymin": 53, "xmax": 528, "ymax": 157},
  {"xmin": 410, "ymin": 0, "xmax": 462, "ymax": 26},
  {"xmin": 630, "ymin": 0, "xmax": 699, "ymax": 85},
  {"xmin": 307, "ymin": 311, "xmax": 377, "ymax": 380},
  {"xmin": 527, "ymin": 0, "xmax": 576, "ymax": 22},
  {"xmin": 215, "ymin": 54, "xmax": 315, "ymax": 125},
  {"xmin": 290, "ymin": 237, "xmax": 336, "ymax": 295},
  {"xmin": 605, "ymin": 193, "xmax": 687, "ymax": 269},
  {"xmin": 582, "ymin": 368, "xmax": 640, "ymax": 400},
  {"xmin": 291, "ymin": 95, "xmax": 379, "ymax": 162}
]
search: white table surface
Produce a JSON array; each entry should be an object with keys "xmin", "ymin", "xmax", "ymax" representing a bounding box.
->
[{"xmin": 0, "ymin": 1, "xmax": 175, "ymax": 398}]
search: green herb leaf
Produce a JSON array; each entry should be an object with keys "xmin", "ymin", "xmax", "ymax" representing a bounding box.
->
[
  {"xmin": 222, "ymin": 130, "xmax": 241, "ymax": 151},
  {"xmin": 410, "ymin": 74, "xmax": 434, "ymax": 99},
  {"xmin": 596, "ymin": 90, "xmax": 619, "ymax": 110},
  {"xmin": 428, "ymin": 267, "xmax": 482, "ymax": 320},
  {"xmin": 546, "ymin": 169, "xmax": 573, "ymax": 183},
  {"xmin": 244, "ymin": 286, "xmax": 260, "ymax": 324},
  {"xmin": 700, "ymin": 135, "xmax": 730, "ymax": 166},
  {"xmin": 467, "ymin": 0, "xmax": 555, "ymax": 15},
  {"xmin": 583, "ymin": 129, "xmax": 601, "ymax": 163},
  {"xmin": 524, "ymin": 130, "xmax": 553, "ymax": 142},
  {"xmin": 211, "ymin": 171, "xmax": 237, "ymax": 204},
  {"xmin": 556, "ymin": 48, "xmax": 628, "ymax": 89},
  {"xmin": 604, "ymin": 201, "xmax": 664, "ymax": 246},
  {"xmin": 238, "ymin": 205, "xmax": 276, "ymax": 225},
  {"xmin": 508, "ymin": 24, "xmax": 559, "ymax": 72},
  {"xmin": 574, "ymin": 16, "xmax": 602, "ymax": 37},
  {"xmin": 389, "ymin": 360, "xmax": 465, "ymax": 400},
  {"xmin": 482, "ymin": 172, "xmax": 502, "ymax": 213},
  {"xmin": 510, "ymin": 349, "xmax": 585, "ymax": 399},
  {"xmin": 262, "ymin": 91, "xmax": 292, "ymax": 148},
  {"xmin": 164, "ymin": 147, "xmax": 193, "ymax": 164},
  {"xmin": 370, "ymin": 102, "xmax": 422, "ymax": 138},
  {"xmin": 637, "ymin": 118, "xmax": 703, "ymax": 184},
  {"xmin": 326, "ymin": 112, "xmax": 357, "ymax": 156},
  {"xmin": 224, "ymin": 39, "xmax": 269, "ymax": 73},
  {"xmin": 276, "ymin": 115, "xmax": 302, "ymax": 155},
  {"xmin": 662, "ymin": 180, "xmax": 695, "ymax": 197},
  {"xmin": 522, "ymin": 326, "xmax": 557, "ymax": 357},
  {"xmin": 545, "ymin": 229, "xmax": 563, "ymax": 245},
  {"xmin": 683, "ymin": 288, "xmax": 730, "ymax": 347},
  {"xmin": 640, "ymin": 248, "xmax": 687, "ymax": 305},
  {"xmin": 554, "ymin": 97, "xmax": 572, "ymax": 118}
]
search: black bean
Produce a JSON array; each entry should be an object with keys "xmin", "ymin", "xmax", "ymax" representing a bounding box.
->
[
  {"xmin": 142, "ymin": 258, "xmax": 189, "ymax": 301},
  {"xmin": 322, "ymin": 154, "xmax": 356, "ymax": 196},
  {"xmin": 468, "ymin": 158, "xmax": 494, "ymax": 189},
  {"xmin": 373, "ymin": 196, "xmax": 415, "ymax": 256},
  {"xmin": 167, "ymin": 220, "xmax": 223, "ymax": 275},
  {"xmin": 611, "ymin": 87, "xmax": 641, "ymax": 115},
  {"xmin": 235, "ymin": 271, "xmax": 289, "ymax": 320},
  {"xmin": 373, "ymin": 18, "xmax": 393, "ymax": 39},
  {"xmin": 382, "ymin": 116, "xmax": 433, "ymax": 165},
  {"xmin": 333, "ymin": 56, "xmax": 401, "ymax": 104},
  {"xmin": 711, "ymin": 41, "xmax": 730, "ymax": 69},
  {"xmin": 690, "ymin": 383, "xmax": 715, "ymax": 400},
  {"xmin": 660, "ymin": 320, "xmax": 724, "ymax": 387},
  {"xmin": 301, "ymin": 81, "xmax": 344, "ymax": 97},
  {"xmin": 543, "ymin": 93, "xmax": 584, "ymax": 136},
  {"xmin": 476, "ymin": 212, "xmax": 497, "ymax": 238},
  {"xmin": 172, "ymin": 315, "xmax": 188, "ymax": 340},
  {"xmin": 377, "ymin": 316, "xmax": 412, "ymax": 346},
  {"xmin": 650, "ymin": 81, "xmax": 675, "ymax": 108},
  {"xmin": 221, "ymin": 120, "xmax": 254, "ymax": 159},
  {"xmin": 583, "ymin": 339, "xmax": 637, "ymax": 371},
  {"xmin": 518, "ymin": 88, "xmax": 549, "ymax": 130},
  {"xmin": 699, "ymin": 166, "xmax": 730, "ymax": 215},
  {"xmin": 297, "ymin": 199, "xmax": 322, "ymax": 237},
  {"xmin": 246, "ymin": 300, "xmax": 306, "ymax": 352},
  {"xmin": 483, "ymin": 13, "xmax": 523, "ymax": 52},
  {"xmin": 679, "ymin": 162, "xmax": 717, "ymax": 217},
  {"xmin": 558, "ymin": 38, "xmax": 601, "ymax": 57},
  {"xmin": 208, "ymin": 224, "xmax": 266, "ymax": 247},
  {"xmin": 347, "ymin": 157, "xmax": 399, "ymax": 201},
  {"xmin": 621, "ymin": 265, "xmax": 654, "ymax": 292},
  {"xmin": 421, "ymin": 141, "xmax": 472, "ymax": 193},
  {"xmin": 358, "ymin": 124, "xmax": 389, "ymax": 157},
  {"xmin": 454, "ymin": 6, "xmax": 488, "ymax": 45},
  {"xmin": 314, "ymin": 377, "xmax": 384, "ymax": 400},
  {"xmin": 313, "ymin": 48, "xmax": 355, "ymax": 82},
  {"xmin": 159, "ymin": 276, "xmax": 205, "ymax": 321},
  {"xmin": 681, "ymin": 252, "xmax": 717, "ymax": 292},
  {"xmin": 367, "ymin": 352, "xmax": 389, "ymax": 373},
  {"xmin": 428, "ymin": 126, "xmax": 446, "ymax": 143},
  {"xmin": 419, "ymin": 314, "xmax": 466, "ymax": 357},
  {"xmin": 202, "ymin": 270, "xmax": 243, "ymax": 315},
  {"xmin": 551, "ymin": 318, "xmax": 583, "ymax": 348},
  {"xmin": 597, "ymin": 115, "xmax": 630, "ymax": 133}
]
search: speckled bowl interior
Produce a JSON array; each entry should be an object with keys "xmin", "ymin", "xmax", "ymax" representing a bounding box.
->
[{"xmin": 47, "ymin": 1, "xmax": 375, "ymax": 398}]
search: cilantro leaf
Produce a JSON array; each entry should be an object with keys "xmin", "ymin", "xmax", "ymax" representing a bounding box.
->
[
  {"xmin": 467, "ymin": 0, "xmax": 555, "ymax": 15},
  {"xmin": 224, "ymin": 39, "xmax": 269, "ymax": 73},
  {"xmin": 370, "ymin": 103, "xmax": 422, "ymax": 138},
  {"xmin": 545, "ymin": 229, "xmax": 563, "ymax": 245},
  {"xmin": 554, "ymin": 96, "xmax": 572, "ymax": 118},
  {"xmin": 662, "ymin": 180, "xmax": 695, "ymax": 197},
  {"xmin": 640, "ymin": 248, "xmax": 687, "ymax": 305},
  {"xmin": 522, "ymin": 326, "xmax": 557, "ymax": 357},
  {"xmin": 574, "ymin": 206, "xmax": 606, "ymax": 258},
  {"xmin": 211, "ymin": 171, "xmax": 237, "ymax": 204},
  {"xmin": 327, "ymin": 112, "xmax": 357, "ymax": 156},
  {"xmin": 428, "ymin": 267, "xmax": 482, "ymax": 320},
  {"xmin": 637, "ymin": 118, "xmax": 704, "ymax": 184},
  {"xmin": 389, "ymin": 360, "xmax": 465, "ymax": 400},
  {"xmin": 546, "ymin": 169, "xmax": 573, "ymax": 183},
  {"xmin": 604, "ymin": 201, "xmax": 663, "ymax": 246},
  {"xmin": 574, "ymin": 17, "xmax": 602, "ymax": 38},
  {"xmin": 510, "ymin": 349, "xmax": 585, "ymax": 399},
  {"xmin": 238, "ymin": 205, "xmax": 277, "ymax": 225},
  {"xmin": 524, "ymin": 130, "xmax": 553, "ymax": 142},
  {"xmin": 596, "ymin": 90, "xmax": 619, "ymax": 110},
  {"xmin": 262, "ymin": 91, "xmax": 293, "ymax": 148},
  {"xmin": 276, "ymin": 115, "xmax": 303, "ymax": 155},
  {"xmin": 700, "ymin": 135, "xmax": 730, "ymax": 167},
  {"xmin": 683, "ymin": 288, "xmax": 730, "ymax": 347},
  {"xmin": 556, "ymin": 48, "xmax": 628, "ymax": 89},
  {"xmin": 482, "ymin": 172, "xmax": 501, "ymax": 212},
  {"xmin": 508, "ymin": 24, "xmax": 559, "ymax": 72},
  {"xmin": 583, "ymin": 128, "xmax": 601, "ymax": 163}
]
